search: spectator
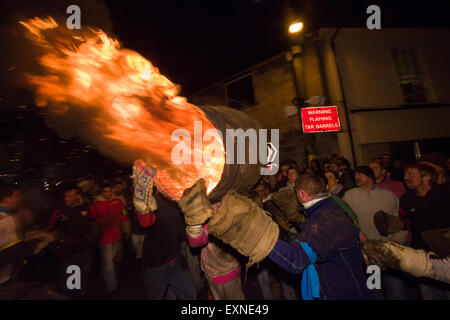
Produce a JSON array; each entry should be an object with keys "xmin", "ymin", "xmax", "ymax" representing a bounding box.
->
[
  {"xmin": 264, "ymin": 175, "xmax": 279, "ymax": 193},
  {"xmin": 418, "ymin": 152, "xmax": 450, "ymax": 193},
  {"xmin": 329, "ymin": 160, "xmax": 355, "ymax": 190},
  {"xmin": 76, "ymin": 175, "xmax": 95, "ymax": 205},
  {"xmin": 390, "ymin": 159, "xmax": 405, "ymax": 182},
  {"xmin": 297, "ymin": 163, "xmax": 306, "ymax": 175},
  {"xmin": 112, "ymin": 177, "xmax": 131, "ymax": 259},
  {"xmin": 368, "ymin": 161, "xmax": 406, "ymax": 199},
  {"xmin": 310, "ymin": 159, "xmax": 322, "ymax": 175},
  {"xmin": 400, "ymin": 163, "xmax": 450, "ymax": 299},
  {"xmin": 254, "ymin": 181, "xmax": 272, "ymax": 202},
  {"xmin": 380, "ymin": 153, "xmax": 393, "ymax": 168},
  {"xmin": 343, "ymin": 166, "xmax": 402, "ymax": 242},
  {"xmin": 46, "ymin": 184, "xmax": 100, "ymax": 297},
  {"xmin": 343, "ymin": 166, "xmax": 407, "ymax": 300},
  {"xmin": 280, "ymin": 162, "xmax": 290, "ymax": 180},
  {"xmin": 286, "ymin": 168, "xmax": 298, "ymax": 190},
  {"xmin": 93, "ymin": 183, "xmax": 128, "ymax": 293},
  {"xmin": 324, "ymin": 170, "xmax": 346, "ymax": 198}
]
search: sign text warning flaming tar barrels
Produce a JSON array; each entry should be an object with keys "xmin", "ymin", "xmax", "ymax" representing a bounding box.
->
[{"xmin": 301, "ymin": 106, "xmax": 341, "ymax": 133}]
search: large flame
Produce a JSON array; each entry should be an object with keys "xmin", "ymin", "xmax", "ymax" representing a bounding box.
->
[{"xmin": 19, "ymin": 16, "xmax": 225, "ymax": 200}]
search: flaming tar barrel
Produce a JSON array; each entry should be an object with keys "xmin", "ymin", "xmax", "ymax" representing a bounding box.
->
[{"xmin": 195, "ymin": 105, "xmax": 264, "ymax": 203}]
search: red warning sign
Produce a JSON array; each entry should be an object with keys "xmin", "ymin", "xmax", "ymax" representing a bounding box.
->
[{"xmin": 301, "ymin": 106, "xmax": 341, "ymax": 133}]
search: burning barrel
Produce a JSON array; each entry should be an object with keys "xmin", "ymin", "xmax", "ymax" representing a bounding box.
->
[
  {"xmin": 157, "ymin": 105, "xmax": 264, "ymax": 203},
  {"xmin": 19, "ymin": 17, "xmax": 268, "ymax": 203}
]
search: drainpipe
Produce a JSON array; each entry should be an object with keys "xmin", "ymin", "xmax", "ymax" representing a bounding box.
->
[{"xmin": 330, "ymin": 28, "xmax": 358, "ymax": 169}]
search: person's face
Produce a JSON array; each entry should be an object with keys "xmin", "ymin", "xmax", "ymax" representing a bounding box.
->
[
  {"xmin": 267, "ymin": 175, "xmax": 276, "ymax": 185},
  {"xmin": 393, "ymin": 160, "xmax": 402, "ymax": 169},
  {"xmin": 329, "ymin": 163, "xmax": 339, "ymax": 173},
  {"xmin": 325, "ymin": 172, "xmax": 338, "ymax": 187},
  {"xmin": 64, "ymin": 189, "xmax": 82, "ymax": 207},
  {"xmin": 381, "ymin": 154, "xmax": 391, "ymax": 166},
  {"xmin": 281, "ymin": 165, "xmax": 290, "ymax": 177},
  {"xmin": 102, "ymin": 187, "xmax": 113, "ymax": 200},
  {"xmin": 355, "ymin": 172, "xmax": 371, "ymax": 187},
  {"xmin": 255, "ymin": 185, "xmax": 268, "ymax": 199},
  {"xmin": 288, "ymin": 169, "xmax": 298, "ymax": 183},
  {"xmin": 404, "ymin": 168, "xmax": 429, "ymax": 190},
  {"xmin": 369, "ymin": 162, "xmax": 384, "ymax": 180},
  {"xmin": 113, "ymin": 183, "xmax": 123, "ymax": 195}
]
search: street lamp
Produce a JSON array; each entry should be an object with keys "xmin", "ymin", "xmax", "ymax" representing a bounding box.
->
[
  {"xmin": 287, "ymin": 19, "xmax": 317, "ymax": 166},
  {"xmin": 288, "ymin": 21, "xmax": 303, "ymax": 34}
]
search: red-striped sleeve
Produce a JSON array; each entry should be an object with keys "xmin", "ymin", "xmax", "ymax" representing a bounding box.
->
[
  {"xmin": 137, "ymin": 211, "xmax": 156, "ymax": 228},
  {"xmin": 186, "ymin": 224, "xmax": 209, "ymax": 248}
]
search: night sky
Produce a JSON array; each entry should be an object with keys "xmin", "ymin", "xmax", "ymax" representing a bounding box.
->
[
  {"xmin": 0, "ymin": 0, "xmax": 449, "ymax": 181},
  {"xmin": 1, "ymin": 0, "xmax": 449, "ymax": 96}
]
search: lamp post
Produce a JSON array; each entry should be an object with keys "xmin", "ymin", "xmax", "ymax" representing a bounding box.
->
[{"xmin": 287, "ymin": 20, "xmax": 317, "ymax": 167}]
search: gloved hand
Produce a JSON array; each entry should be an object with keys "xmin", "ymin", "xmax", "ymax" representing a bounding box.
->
[
  {"xmin": 270, "ymin": 188, "xmax": 300, "ymax": 221},
  {"xmin": 186, "ymin": 224, "xmax": 204, "ymax": 238},
  {"xmin": 362, "ymin": 240, "xmax": 433, "ymax": 278},
  {"xmin": 373, "ymin": 210, "xmax": 404, "ymax": 236},
  {"xmin": 132, "ymin": 159, "xmax": 157, "ymax": 214},
  {"xmin": 179, "ymin": 179, "xmax": 213, "ymax": 225}
]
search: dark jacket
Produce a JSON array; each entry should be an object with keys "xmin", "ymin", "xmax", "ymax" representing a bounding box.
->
[
  {"xmin": 141, "ymin": 193, "xmax": 185, "ymax": 269},
  {"xmin": 268, "ymin": 196, "xmax": 369, "ymax": 300},
  {"xmin": 400, "ymin": 185, "xmax": 450, "ymax": 250},
  {"xmin": 47, "ymin": 204, "xmax": 97, "ymax": 254}
]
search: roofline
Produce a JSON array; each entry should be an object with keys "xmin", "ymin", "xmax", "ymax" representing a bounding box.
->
[{"xmin": 189, "ymin": 52, "xmax": 286, "ymax": 98}]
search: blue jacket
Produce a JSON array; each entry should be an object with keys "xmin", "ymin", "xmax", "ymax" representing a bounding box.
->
[{"xmin": 268, "ymin": 196, "xmax": 370, "ymax": 300}]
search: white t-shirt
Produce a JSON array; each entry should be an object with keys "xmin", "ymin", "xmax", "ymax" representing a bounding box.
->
[{"xmin": 343, "ymin": 186, "xmax": 405, "ymax": 242}]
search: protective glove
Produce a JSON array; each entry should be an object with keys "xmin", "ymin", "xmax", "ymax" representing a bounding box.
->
[
  {"xmin": 131, "ymin": 159, "xmax": 157, "ymax": 214},
  {"xmin": 373, "ymin": 210, "xmax": 404, "ymax": 236},
  {"xmin": 178, "ymin": 179, "xmax": 213, "ymax": 225},
  {"xmin": 263, "ymin": 200, "xmax": 292, "ymax": 231},
  {"xmin": 270, "ymin": 188, "xmax": 300, "ymax": 221},
  {"xmin": 186, "ymin": 224, "xmax": 204, "ymax": 238},
  {"xmin": 362, "ymin": 240, "xmax": 433, "ymax": 278}
]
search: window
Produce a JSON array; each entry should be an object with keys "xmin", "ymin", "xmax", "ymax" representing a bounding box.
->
[
  {"xmin": 225, "ymin": 74, "xmax": 256, "ymax": 109},
  {"xmin": 391, "ymin": 48, "xmax": 427, "ymax": 104}
]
